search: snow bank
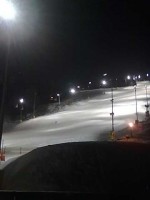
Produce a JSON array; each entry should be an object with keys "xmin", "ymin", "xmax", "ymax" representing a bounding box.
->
[{"xmin": 1, "ymin": 142, "xmax": 150, "ymax": 193}]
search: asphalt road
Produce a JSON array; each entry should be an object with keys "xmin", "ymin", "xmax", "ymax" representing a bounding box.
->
[{"xmin": 2, "ymin": 81, "xmax": 150, "ymax": 160}]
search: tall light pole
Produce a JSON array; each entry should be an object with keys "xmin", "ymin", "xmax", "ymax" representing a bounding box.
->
[
  {"xmin": 145, "ymin": 85, "xmax": 149, "ymax": 118},
  {"xmin": 134, "ymin": 85, "xmax": 139, "ymax": 125},
  {"xmin": 138, "ymin": 75, "xmax": 141, "ymax": 80},
  {"xmin": 110, "ymin": 88, "xmax": 115, "ymax": 135},
  {"xmin": 146, "ymin": 73, "xmax": 149, "ymax": 80},
  {"xmin": 19, "ymin": 98, "xmax": 24, "ymax": 122},
  {"xmin": 102, "ymin": 80, "xmax": 107, "ymax": 94},
  {"xmin": 57, "ymin": 94, "xmax": 60, "ymax": 106},
  {"xmin": 0, "ymin": 0, "xmax": 17, "ymax": 152},
  {"xmin": 88, "ymin": 82, "xmax": 91, "ymax": 89}
]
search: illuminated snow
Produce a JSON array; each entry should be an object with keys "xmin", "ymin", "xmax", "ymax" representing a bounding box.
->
[{"xmin": 2, "ymin": 81, "xmax": 149, "ymax": 160}]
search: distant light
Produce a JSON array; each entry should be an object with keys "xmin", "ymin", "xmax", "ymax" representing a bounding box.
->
[
  {"xmin": 127, "ymin": 75, "xmax": 131, "ymax": 80},
  {"xmin": 19, "ymin": 98, "xmax": 24, "ymax": 104},
  {"xmin": 103, "ymin": 73, "xmax": 107, "ymax": 76},
  {"xmin": 89, "ymin": 82, "xmax": 91, "ymax": 85},
  {"xmin": 147, "ymin": 73, "xmax": 149, "ymax": 77},
  {"xmin": 138, "ymin": 75, "xmax": 141, "ymax": 79},
  {"xmin": 0, "ymin": 0, "xmax": 16, "ymax": 20},
  {"xmin": 128, "ymin": 122, "xmax": 134, "ymax": 128},
  {"xmin": 102, "ymin": 80, "xmax": 107, "ymax": 85},
  {"xmin": 77, "ymin": 86, "xmax": 80, "ymax": 89},
  {"xmin": 57, "ymin": 94, "xmax": 60, "ymax": 97},
  {"xmin": 70, "ymin": 88, "xmax": 76, "ymax": 94},
  {"xmin": 51, "ymin": 96, "xmax": 53, "ymax": 99}
]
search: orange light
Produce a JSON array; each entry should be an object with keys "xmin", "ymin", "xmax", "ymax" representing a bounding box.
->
[{"xmin": 128, "ymin": 122, "xmax": 134, "ymax": 128}]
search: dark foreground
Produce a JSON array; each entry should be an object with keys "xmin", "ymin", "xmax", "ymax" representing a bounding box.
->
[{"xmin": 0, "ymin": 141, "xmax": 150, "ymax": 196}]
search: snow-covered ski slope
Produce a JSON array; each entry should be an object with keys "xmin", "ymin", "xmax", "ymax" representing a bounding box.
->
[{"xmin": 2, "ymin": 81, "xmax": 149, "ymax": 160}]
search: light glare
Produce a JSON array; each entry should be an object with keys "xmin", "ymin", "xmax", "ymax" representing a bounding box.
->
[
  {"xmin": 127, "ymin": 75, "xmax": 131, "ymax": 80},
  {"xmin": 70, "ymin": 88, "xmax": 76, "ymax": 94},
  {"xmin": 102, "ymin": 80, "xmax": 107, "ymax": 85},
  {"xmin": 19, "ymin": 98, "xmax": 24, "ymax": 104},
  {"xmin": 0, "ymin": 0, "xmax": 16, "ymax": 20},
  {"xmin": 128, "ymin": 122, "xmax": 134, "ymax": 128}
]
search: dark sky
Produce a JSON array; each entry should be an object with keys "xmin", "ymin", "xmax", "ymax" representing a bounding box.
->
[{"xmin": 1, "ymin": 0, "xmax": 150, "ymax": 105}]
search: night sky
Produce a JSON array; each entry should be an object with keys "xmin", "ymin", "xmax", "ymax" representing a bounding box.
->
[{"xmin": 0, "ymin": 0, "xmax": 150, "ymax": 107}]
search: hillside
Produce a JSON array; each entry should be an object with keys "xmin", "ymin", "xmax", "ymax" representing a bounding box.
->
[{"xmin": 1, "ymin": 141, "xmax": 150, "ymax": 193}]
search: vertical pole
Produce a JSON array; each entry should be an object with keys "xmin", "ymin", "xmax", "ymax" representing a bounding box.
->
[
  {"xmin": 134, "ymin": 86, "xmax": 139, "ymax": 124},
  {"xmin": 57, "ymin": 94, "xmax": 60, "ymax": 106},
  {"xmin": 145, "ymin": 85, "xmax": 149, "ymax": 118},
  {"xmin": 0, "ymin": 31, "xmax": 10, "ymax": 152},
  {"xmin": 145, "ymin": 85, "xmax": 149, "ymax": 109},
  {"xmin": 103, "ymin": 85, "xmax": 105, "ymax": 94},
  {"xmin": 20, "ymin": 108, "xmax": 22, "ymax": 122},
  {"xmin": 111, "ymin": 88, "xmax": 114, "ymax": 132}
]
